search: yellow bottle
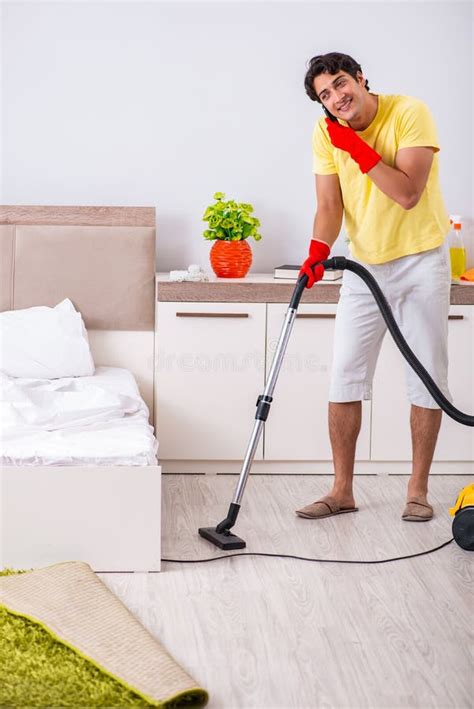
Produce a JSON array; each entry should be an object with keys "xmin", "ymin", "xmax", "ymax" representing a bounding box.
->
[{"xmin": 449, "ymin": 215, "xmax": 466, "ymax": 280}]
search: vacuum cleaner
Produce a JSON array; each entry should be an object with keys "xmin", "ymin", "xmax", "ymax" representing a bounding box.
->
[
  {"xmin": 199, "ymin": 257, "xmax": 474, "ymax": 551},
  {"xmin": 450, "ymin": 483, "xmax": 474, "ymax": 551}
]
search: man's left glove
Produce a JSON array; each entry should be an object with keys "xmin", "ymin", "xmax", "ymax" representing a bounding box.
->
[{"xmin": 325, "ymin": 117, "xmax": 381, "ymax": 174}]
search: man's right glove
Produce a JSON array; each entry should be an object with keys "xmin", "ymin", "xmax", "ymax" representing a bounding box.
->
[
  {"xmin": 325, "ymin": 118, "xmax": 381, "ymax": 174},
  {"xmin": 299, "ymin": 239, "xmax": 331, "ymax": 289}
]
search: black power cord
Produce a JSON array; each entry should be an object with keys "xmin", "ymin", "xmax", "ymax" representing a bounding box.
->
[{"xmin": 161, "ymin": 538, "xmax": 454, "ymax": 566}]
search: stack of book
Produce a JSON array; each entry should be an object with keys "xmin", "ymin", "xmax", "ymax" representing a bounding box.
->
[{"xmin": 273, "ymin": 265, "xmax": 343, "ymax": 281}]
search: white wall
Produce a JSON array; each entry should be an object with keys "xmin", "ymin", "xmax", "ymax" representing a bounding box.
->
[{"xmin": 2, "ymin": 1, "xmax": 473, "ymax": 272}]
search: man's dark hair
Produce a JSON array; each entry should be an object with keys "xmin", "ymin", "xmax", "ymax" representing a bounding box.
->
[{"xmin": 304, "ymin": 52, "xmax": 370, "ymax": 103}]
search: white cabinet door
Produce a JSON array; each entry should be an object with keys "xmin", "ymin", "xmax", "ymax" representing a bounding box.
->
[
  {"xmin": 429, "ymin": 305, "xmax": 474, "ymax": 461},
  {"xmin": 371, "ymin": 305, "xmax": 474, "ymax": 461},
  {"xmin": 264, "ymin": 304, "xmax": 371, "ymax": 461},
  {"xmin": 155, "ymin": 302, "xmax": 265, "ymax": 460}
]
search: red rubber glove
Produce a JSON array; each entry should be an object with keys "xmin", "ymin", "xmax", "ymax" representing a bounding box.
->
[
  {"xmin": 299, "ymin": 239, "xmax": 330, "ymax": 289},
  {"xmin": 325, "ymin": 118, "xmax": 381, "ymax": 174}
]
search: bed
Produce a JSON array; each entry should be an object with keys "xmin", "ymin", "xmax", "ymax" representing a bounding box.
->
[{"xmin": 0, "ymin": 206, "xmax": 161, "ymax": 571}]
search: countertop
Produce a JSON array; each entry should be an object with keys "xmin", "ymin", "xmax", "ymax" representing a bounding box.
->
[{"xmin": 155, "ymin": 273, "xmax": 474, "ymax": 305}]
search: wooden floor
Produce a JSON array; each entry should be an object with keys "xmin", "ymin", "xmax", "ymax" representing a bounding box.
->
[{"xmin": 99, "ymin": 474, "xmax": 473, "ymax": 709}]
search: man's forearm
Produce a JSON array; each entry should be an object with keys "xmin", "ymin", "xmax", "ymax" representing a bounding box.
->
[
  {"xmin": 313, "ymin": 205, "xmax": 343, "ymax": 248},
  {"xmin": 367, "ymin": 161, "xmax": 419, "ymax": 209}
]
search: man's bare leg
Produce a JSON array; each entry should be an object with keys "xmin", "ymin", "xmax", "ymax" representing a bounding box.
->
[
  {"xmin": 407, "ymin": 404, "xmax": 442, "ymax": 502},
  {"xmin": 327, "ymin": 401, "xmax": 361, "ymax": 508}
]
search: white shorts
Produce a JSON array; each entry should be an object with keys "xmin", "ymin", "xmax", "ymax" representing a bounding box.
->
[{"xmin": 329, "ymin": 242, "xmax": 452, "ymax": 409}]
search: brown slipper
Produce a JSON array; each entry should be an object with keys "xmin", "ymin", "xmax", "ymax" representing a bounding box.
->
[
  {"xmin": 295, "ymin": 495, "xmax": 358, "ymax": 519},
  {"xmin": 402, "ymin": 498, "xmax": 434, "ymax": 522}
]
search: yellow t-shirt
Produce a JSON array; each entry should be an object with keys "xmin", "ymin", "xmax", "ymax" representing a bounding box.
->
[{"xmin": 312, "ymin": 94, "xmax": 450, "ymax": 264}]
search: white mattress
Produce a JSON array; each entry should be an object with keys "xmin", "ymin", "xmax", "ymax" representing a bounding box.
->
[{"xmin": 0, "ymin": 366, "xmax": 158, "ymax": 466}]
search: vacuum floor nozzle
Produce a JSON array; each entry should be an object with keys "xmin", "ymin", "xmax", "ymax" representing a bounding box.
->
[{"xmin": 198, "ymin": 527, "xmax": 246, "ymax": 550}]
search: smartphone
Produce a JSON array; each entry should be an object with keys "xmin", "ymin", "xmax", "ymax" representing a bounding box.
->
[{"xmin": 323, "ymin": 106, "xmax": 339, "ymax": 123}]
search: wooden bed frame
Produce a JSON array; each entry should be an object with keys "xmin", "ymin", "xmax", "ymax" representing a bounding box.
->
[{"xmin": 0, "ymin": 206, "xmax": 161, "ymax": 572}]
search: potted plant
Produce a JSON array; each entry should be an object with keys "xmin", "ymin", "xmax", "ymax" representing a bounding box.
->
[{"xmin": 203, "ymin": 192, "xmax": 262, "ymax": 277}]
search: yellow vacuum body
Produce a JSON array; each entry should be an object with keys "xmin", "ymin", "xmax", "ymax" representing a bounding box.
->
[{"xmin": 449, "ymin": 484, "xmax": 474, "ymax": 551}]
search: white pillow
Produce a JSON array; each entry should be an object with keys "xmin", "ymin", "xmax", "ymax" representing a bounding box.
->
[{"xmin": 0, "ymin": 299, "xmax": 95, "ymax": 379}]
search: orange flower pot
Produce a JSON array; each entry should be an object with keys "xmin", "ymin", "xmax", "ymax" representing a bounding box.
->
[{"xmin": 209, "ymin": 240, "xmax": 253, "ymax": 278}]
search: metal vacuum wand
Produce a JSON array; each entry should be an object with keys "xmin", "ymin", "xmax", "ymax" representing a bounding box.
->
[{"xmin": 198, "ymin": 258, "xmax": 342, "ymax": 550}]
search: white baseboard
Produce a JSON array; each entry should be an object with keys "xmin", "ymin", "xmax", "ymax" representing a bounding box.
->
[{"xmin": 160, "ymin": 460, "xmax": 474, "ymax": 475}]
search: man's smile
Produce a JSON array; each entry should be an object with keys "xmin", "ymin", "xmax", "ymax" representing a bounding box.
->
[{"xmin": 337, "ymin": 98, "xmax": 352, "ymax": 112}]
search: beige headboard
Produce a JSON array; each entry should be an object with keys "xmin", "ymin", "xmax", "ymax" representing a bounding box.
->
[
  {"xmin": 0, "ymin": 206, "xmax": 155, "ymax": 329},
  {"xmin": 0, "ymin": 206, "xmax": 156, "ymax": 417}
]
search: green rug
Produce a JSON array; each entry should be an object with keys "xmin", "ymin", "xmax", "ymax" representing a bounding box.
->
[{"xmin": 0, "ymin": 569, "xmax": 207, "ymax": 708}]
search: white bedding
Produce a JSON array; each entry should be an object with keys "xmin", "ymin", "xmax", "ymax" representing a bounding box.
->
[{"xmin": 0, "ymin": 367, "xmax": 158, "ymax": 466}]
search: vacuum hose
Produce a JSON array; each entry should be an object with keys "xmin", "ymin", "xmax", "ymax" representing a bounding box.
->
[{"xmin": 292, "ymin": 256, "xmax": 474, "ymax": 427}]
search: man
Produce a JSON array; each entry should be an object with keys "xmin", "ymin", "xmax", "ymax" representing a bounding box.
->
[{"xmin": 296, "ymin": 52, "xmax": 451, "ymax": 522}]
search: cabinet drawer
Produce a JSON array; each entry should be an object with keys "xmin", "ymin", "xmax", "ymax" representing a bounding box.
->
[
  {"xmin": 155, "ymin": 302, "xmax": 265, "ymax": 460},
  {"xmin": 264, "ymin": 303, "xmax": 371, "ymax": 461}
]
